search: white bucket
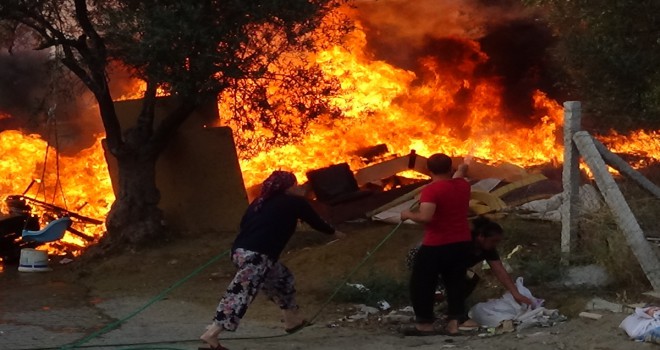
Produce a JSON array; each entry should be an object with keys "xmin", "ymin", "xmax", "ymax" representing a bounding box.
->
[{"xmin": 18, "ymin": 248, "xmax": 52, "ymax": 272}]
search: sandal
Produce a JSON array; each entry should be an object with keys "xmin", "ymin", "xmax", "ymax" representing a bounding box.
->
[
  {"xmin": 285, "ymin": 319, "xmax": 312, "ymax": 334},
  {"xmin": 458, "ymin": 318, "xmax": 480, "ymax": 332},
  {"xmin": 198, "ymin": 346, "xmax": 229, "ymax": 350}
]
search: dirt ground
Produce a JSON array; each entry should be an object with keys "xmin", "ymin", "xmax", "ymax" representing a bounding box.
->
[{"xmin": 2, "ymin": 219, "xmax": 657, "ymax": 349}]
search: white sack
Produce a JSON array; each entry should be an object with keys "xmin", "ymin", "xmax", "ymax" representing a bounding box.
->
[
  {"xmin": 517, "ymin": 184, "xmax": 602, "ymax": 222},
  {"xmin": 469, "ymin": 277, "xmax": 544, "ymax": 327},
  {"xmin": 620, "ymin": 307, "xmax": 660, "ymax": 339}
]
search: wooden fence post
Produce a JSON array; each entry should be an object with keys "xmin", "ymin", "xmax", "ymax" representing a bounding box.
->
[
  {"xmin": 561, "ymin": 101, "xmax": 581, "ymax": 264},
  {"xmin": 573, "ymin": 131, "xmax": 660, "ymax": 291}
]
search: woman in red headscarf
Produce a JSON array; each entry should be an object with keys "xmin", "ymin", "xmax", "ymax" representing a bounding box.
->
[{"xmin": 200, "ymin": 171, "xmax": 345, "ymax": 350}]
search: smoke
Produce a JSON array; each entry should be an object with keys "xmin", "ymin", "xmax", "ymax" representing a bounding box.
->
[
  {"xmin": 0, "ymin": 49, "xmax": 104, "ymax": 153},
  {"xmin": 353, "ymin": 0, "xmax": 557, "ymax": 125},
  {"xmin": 475, "ymin": 19, "xmax": 556, "ymax": 120},
  {"xmin": 0, "ymin": 50, "xmax": 51, "ymax": 130}
]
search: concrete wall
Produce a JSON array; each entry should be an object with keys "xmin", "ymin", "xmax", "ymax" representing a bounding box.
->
[{"xmin": 105, "ymin": 97, "xmax": 248, "ymax": 234}]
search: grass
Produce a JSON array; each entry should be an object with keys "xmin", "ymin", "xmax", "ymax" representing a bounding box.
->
[
  {"xmin": 332, "ymin": 269, "xmax": 409, "ymax": 308},
  {"xmin": 496, "ymin": 216, "xmax": 566, "ymax": 286},
  {"xmin": 317, "ymin": 173, "xmax": 660, "ymax": 312}
]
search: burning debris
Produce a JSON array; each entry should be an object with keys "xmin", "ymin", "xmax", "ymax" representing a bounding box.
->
[
  {"xmin": 0, "ymin": 1, "xmax": 660, "ymax": 259},
  {"xmin": 292, "ymin": 148, "xmax": 567, "ymax": 225},
  {"xmin": 0, "ymin": 130, "xmax": 111, "ymax": 259},
  {"xmin": 0, "ymin": 193, "xmax": 103, "ymax": 262}
]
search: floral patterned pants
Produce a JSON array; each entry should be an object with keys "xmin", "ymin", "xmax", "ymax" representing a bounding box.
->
[{"xmin": 213, "ymin": 248, "xmax": 297, "ymax": 331}]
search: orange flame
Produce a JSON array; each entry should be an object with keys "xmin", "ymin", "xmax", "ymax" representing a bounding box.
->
[
  {"xmin": 232, "ymin": 23, "xmax": 566, "ymax": 188},
  {"xmin": 0, "ymin": 130, "xmax": 113, "ymax": 255},
  {"xmin": 2, "ymin": 13, "xmax": 660, "ymax": 259}
]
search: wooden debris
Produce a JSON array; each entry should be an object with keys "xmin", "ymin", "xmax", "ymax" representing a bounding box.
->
[
  {"xmin": 315, "ymin": 182, "xmax": 427, "ymax": 224},
  {"xmin": 66, "ymin": 226, "xmax": 95, "ymax": 242},
  {"xmin": 17, "ymin": 195, "xmax": 103, "ymax": 225},
  {"xmin": 470, "ymin": 191, "xmax": 507, "ymax": 215},
  {"xmin": 353, "ymin": 144, "xmax": 389, "ymax": 162},
  {"xmin": 355, "ymin": 152, "xmax": 429, "ymax": 186},
  {"xmin": 452, "ymin": 157, "xmax": 527, "ymax": 182},
  {"xmin": 499, "ymin": 179, "xmax": 563, "ymax": 207},
  {"xmin": 364, "ymin": 184, "xmax": 427, "ymax": 218},
  {"xmin": 470, "ymin": 203, "xmax": 494, "ymax": 216},
  {"xmin": 579, "ymin": 312, "xmax": 603, "ymax": 320},
  {"xmin": 491, "ymin": 173, "xmax": 548, "ymax": 198}
]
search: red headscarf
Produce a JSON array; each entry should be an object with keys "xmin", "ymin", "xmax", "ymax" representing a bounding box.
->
[{"xmin": 253, "ymin": 171, "xmax": 297, "ymax": 211}]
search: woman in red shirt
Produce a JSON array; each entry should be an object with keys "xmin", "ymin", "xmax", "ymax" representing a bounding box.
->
[{"xmin": 401, "ymin": 154, "xmax": 531, "ymax": 336}]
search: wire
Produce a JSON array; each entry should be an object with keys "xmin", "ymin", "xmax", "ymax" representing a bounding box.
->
[
  {"xmin": 51, "ymin": 116, "xmax": 68, "ymax": 209},
  {"xmin": 58, "ymin": 250, "xmax": 231, "ymax": 350},
  {"xmin": 31, "ymin": 222, "xmax": 406, "ymax": 350}
]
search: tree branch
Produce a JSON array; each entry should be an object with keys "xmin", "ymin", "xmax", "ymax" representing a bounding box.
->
[
  {"xmin": 74, "ymin": 0, "xmax": 106, "ymax": 60},
  {"xmin": 146, "ymin": 96, "xmax": 200, "ymax": 157},
  {"xmin": 137, "ymin": 80, "xmax": 157, "ymax": 139}
]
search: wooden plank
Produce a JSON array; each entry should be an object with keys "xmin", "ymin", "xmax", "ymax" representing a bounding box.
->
[
  {"xmin": 355, "ymin": 156, "xmax": 411, "ymax": 187},
  {"xmin": 19, "ymin": 196, "xmax": 103, "ymax": 225},
  {"xmin": 470, "ymin": 203, "xmax": 494, "ymax": 215},
  {"xmin": 353, "ymin": 144, "xmax": 389, "ymax": 161},
  {"xmin": 356, "ymin": 153, "xmax": 526, "ymax": 185},
  {"xmin": 410, "ymin": 155, "xmax": 431, "ymax": 176},
  {"xmin": 314, "ymin": 182, "xmax": 427, "ymax": 224},
  {"xmin": 367, "ymin": 187, "xmax": 509, "ymax": 218},
  {"xmin": 500, "ymin": 179, "xmax": 562, "ymax": 206},
  {"xmin": 470, "ymin": 191, "xmax": 507, "ymax": 212},
  {"xmin": 579, "ymin": 312, "xmax": 603, "ymax": 320},
  {"xmin": 574, "ymin": 131, "xmax": 660, "ymax": 291},
  {"xmin": 451, "ymin": 157, "xmax": 526, "ymax": 182},
  {"xmin": 491, "ymin": 173, "xmax": 548, "ymax": 198},
  {"xmin": 364, "ymin": 184, "xmax": 427, "ymax": 218}
]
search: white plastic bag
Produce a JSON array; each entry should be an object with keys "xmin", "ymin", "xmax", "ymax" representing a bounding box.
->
[
  {"xmin": 469, "ymin": 277, "xmax": 543, "ymax": 327},
  {"xmin": 620, "ymin": 307, "xmax": 660, "ymax": 339}
]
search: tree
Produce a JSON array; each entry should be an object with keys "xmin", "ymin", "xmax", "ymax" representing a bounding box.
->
[
  {"xmin": 0, "ymin": 0, "xmax": 346, "ymax": 250},
  {"xmin": 524, "ymin": 0, "xmax": 660, "ymax": 129}
]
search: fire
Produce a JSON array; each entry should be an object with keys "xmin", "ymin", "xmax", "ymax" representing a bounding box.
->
[
  {"xmin": 0, "ymin": 130, "xmax": 113, "ymax": 255},
  {"xmin": 116, "ymin": 80, "xmax": 169, "ymax": 101},
  {"xmin": 232, "ymin": 23, "xmax": 566, "ymax": 189},
  {"xmin": 600, "ymin": 130, "xmax": 660, "ymax": 169},
  {"xmin": 2, "ymin": 8, "xmax": 660, "ymax": 259}
]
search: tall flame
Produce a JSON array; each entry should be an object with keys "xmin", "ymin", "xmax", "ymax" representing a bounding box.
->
[
  {"xmin": 0, "ymin": 130, "xmax": 113, "ymax": 254},
  {"xmin": 233, "ymin": 23, "xmax": 565, "ymax": 188},
  {"xmin": 1, "ymin": 12, "xmax": 659, "ymax": 258}
]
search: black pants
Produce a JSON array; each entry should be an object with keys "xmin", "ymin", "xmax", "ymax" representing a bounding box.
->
[{"xmin": 410, "ymin": 242, "xmax": 472, "ymax": 324}]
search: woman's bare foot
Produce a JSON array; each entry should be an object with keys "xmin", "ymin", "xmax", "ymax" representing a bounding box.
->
[
  {"xmin": 446, "ymin": 319, "xmax": 459, "ymax": 335},
  {"xmin": 282, "ymin": 308, "xmax": 305, "ymax": 330},
  {"xmin": 415, "ymin": 323, "xmax": 435, "ymax": 332},
  {"xmin": 200, "ymin": 322, "xmax": 222, "ymax": 348},
  {"xmin": 459, "ymin": 319, "xmax": 480, "ymax": 330}
]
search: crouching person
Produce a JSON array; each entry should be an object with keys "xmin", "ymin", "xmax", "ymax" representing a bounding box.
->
[
  {"xmin": 405, "ymin": 216, "xmax": 534, "ymax": 335},
  {"xmin": 200, "ymin": 171, "xmax": 346, "ymax": 350}
]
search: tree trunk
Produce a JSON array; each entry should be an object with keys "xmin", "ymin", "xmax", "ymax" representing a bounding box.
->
[
  {"xmin": 94, "ymin": 96, "xmax": 198, "ymax": 253},
  {"xmin": 103, "ymin": 151, "xmax": 166, "ymax": 249}
]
